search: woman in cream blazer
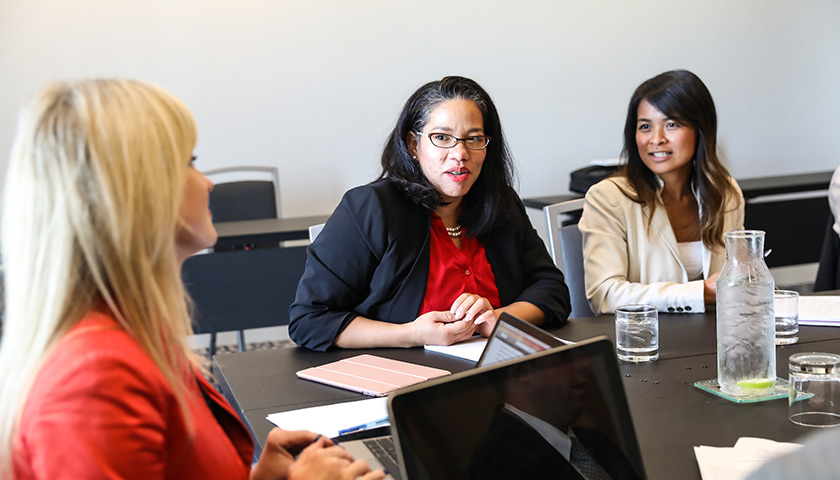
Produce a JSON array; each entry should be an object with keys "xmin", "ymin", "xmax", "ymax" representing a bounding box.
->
[{"xmin": 579, "ymin": 70, "xmax": 745, "ymax": 315}]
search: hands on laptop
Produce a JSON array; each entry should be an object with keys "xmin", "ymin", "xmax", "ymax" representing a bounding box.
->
[{"xmin": 250, "ymin": 428, "xmax": 387, "ymax": 480}]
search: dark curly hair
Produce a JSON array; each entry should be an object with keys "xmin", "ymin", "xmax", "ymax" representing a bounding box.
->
[{"xmin": 377, "ymin": 76, "xmax": 515, "ymax": 237}]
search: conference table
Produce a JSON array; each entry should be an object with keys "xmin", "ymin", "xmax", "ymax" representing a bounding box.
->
[{"xmin": 213, "ymin": 307, "xmax": 840, "ymax": 480}]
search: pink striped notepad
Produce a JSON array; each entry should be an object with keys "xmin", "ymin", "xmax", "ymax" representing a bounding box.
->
[{"xmin": 296, "ymin": 354, "xmax": 451, "ymax": 397}]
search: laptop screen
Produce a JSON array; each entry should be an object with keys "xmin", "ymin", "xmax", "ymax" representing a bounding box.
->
[
  {"xmin": 389, "ymin": 336, "xmax": 646, "ymax": 480},
  {"xmin": 477, "ymin": 312, "xmax": 569, "ymax": 367}
]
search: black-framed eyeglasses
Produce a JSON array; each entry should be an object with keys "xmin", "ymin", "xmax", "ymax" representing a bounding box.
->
[{"xmin": 417, "ymin": 132, "xmax": 492, "ymax": 150}]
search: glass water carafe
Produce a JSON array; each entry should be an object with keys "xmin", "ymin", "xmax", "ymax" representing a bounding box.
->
[{"xmin": 716, "ymin": 230, "xmax": 776, "ymax": 397}]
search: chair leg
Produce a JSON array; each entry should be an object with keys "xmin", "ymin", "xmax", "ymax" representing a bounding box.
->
[{"xmin": 237, "ymin": 330, "xmax": 247, "ymax": 352}]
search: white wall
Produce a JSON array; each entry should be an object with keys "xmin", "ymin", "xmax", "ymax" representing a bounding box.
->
[{"xmin": 1, "ymin": 0, "xmax": 838, "ymax": 217}]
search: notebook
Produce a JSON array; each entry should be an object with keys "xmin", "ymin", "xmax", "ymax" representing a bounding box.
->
[
  {"xmin": 340, "ymin": 336, "xmax": 647, "ymax": 480},
  {"xmin": 296, "ymin": 354, "xmax": 450, "ymax": 397}
]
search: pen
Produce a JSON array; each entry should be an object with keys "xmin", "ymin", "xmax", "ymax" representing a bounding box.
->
[{"xmin": 337, "ymin": 417, "xmax": 390, "ymax": 435}]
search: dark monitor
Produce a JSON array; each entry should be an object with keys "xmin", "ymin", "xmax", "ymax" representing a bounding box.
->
[{"xmin": 389, "ymin": 336, "xmax": 646, "ymax": 480}]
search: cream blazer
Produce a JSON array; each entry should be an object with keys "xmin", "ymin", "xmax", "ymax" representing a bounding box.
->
[{"xmin": 578, "ymin": 176, "xmax": 744, "ymax": 315}]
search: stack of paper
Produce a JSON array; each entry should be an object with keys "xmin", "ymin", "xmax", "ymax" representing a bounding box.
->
[
  {"xmin": 798, "ymin": 296, "xmax": 840, "ymax": 326},
  {"xmin": 694, "ymin": 437, "xmax": 803, "ymax": 480},
  {"xmin": 266, "ymin": 397, "xmax": 388, "ymax": 439},
  {"xmin": 423, "ymin": 336, "xmax": 488, "ymax": 363}
]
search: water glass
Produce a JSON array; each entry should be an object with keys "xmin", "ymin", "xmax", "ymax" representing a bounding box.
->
[
  {"xmin": 789, "ymin": 352, "xmax": 840, "ymax": 427},
  {"xmin": 615, "ymin": 304, "xmax": 659, "ymax": 362},
  {"xmin": 774, "ymin": 290, "xmax": 799, "ymax": 345}
]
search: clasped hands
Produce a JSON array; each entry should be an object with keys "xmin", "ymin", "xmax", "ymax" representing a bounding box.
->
[{"xmin": 412, "ymin": 293, "xmax": 496, "ymax": 346}]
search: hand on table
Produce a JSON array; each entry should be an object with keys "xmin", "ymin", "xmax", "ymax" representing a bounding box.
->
[
  {"xmin": 410, "ymin": 310, "xmax": 477, "ymax": 346},
  {"xmin": 704, "ymin": 272, "xmax": 719, "ymax": 305}
]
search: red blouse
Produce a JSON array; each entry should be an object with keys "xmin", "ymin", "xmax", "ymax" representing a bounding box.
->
[{"xmin": 418, "ymin": 215, "xmax": 501, "ymax": 315}]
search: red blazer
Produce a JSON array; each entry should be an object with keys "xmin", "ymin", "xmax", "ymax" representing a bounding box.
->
[{"xmin": 14, "ymin": 310, "xmax": 254, "ymax": 479}]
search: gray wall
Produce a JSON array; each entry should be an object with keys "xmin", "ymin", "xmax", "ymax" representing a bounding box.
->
[{"xmin": 1, "ymin": 0, "xmax": 838, "ymax": 217}]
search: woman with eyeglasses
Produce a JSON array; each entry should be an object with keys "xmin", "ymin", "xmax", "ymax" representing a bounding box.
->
[
  {"xmin": 0, "ymin": 79, "xmax": 384, "ymax": 480},
  {"xmin": 578, "ymin": 70, "xmax": 744, "ymax": 315},
  {"xmin": 290, "ymin": 76, "xmax": 570, "ymax": 351}
]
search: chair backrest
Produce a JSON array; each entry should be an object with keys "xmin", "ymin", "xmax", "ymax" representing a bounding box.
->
[
  {"xmin": 308, "ymin": 223, "xmax": 325, "ymax": 243},
  {"xmin": 544, "ymin": 199, "xmax": 593, "ymax": 318},
  {"xmin": 204, "ymin": 166, "xmax": 281, "ymax": 222},
  {"xmin": 182, "ymin": 246, "xmax": 308, "ymax": 334},
  {"xmin": 558, "ymin": 224, "xmax": 594, "ymax": 318},
  {"xmin": 543, "ymin": 198, "xmax": 586, "ymax": 270}
]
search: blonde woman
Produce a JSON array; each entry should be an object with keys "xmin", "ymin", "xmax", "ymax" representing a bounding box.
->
[{"xmin": 0, "ymin": 79, "xmax": 383, "ymax": 480}]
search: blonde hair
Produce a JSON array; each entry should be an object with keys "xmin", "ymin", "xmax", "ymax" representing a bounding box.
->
[{"xmin": 0, "ymin": 79, "xmax": 199, "ymax": 471}]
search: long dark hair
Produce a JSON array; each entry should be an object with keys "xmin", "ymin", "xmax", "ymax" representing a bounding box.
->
[
  {"xmin": 618, "ymin": 69, "xmax": 738, "ymax": 249},
  {"xmin": 378, "ymin": 76, "xmax": 515, "ymax": 237}
]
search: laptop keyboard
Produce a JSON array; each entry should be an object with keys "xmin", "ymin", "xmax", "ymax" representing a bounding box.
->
[{"xmin": 362, "ymin": 437, "xmax": 401, "ymax": 480}]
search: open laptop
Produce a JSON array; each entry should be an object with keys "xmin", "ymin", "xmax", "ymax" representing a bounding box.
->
[
  {"xmin": 424, "ymin": 312, "xmax": 569, "ymax": 364},
  {"xmin": 476, "ymin": 311, "xmax": 570, "ymax": 367},
  {"xmin": 340, "ymin": 336, "xmax": 647, "ymax": 480}
]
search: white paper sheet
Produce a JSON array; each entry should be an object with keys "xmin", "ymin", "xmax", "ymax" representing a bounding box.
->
[
  {"xmin": 798, "ymin": 296, "xmax": 840, "ymax": 326},
  {"xmin": 694, "ymin": 437, "xmax": 803, "ymax": 480},
  {"xmin": 423, "ymin": 336, "xmax": 487, "ymax": 363},
  {"xmin": 266, "ymin": 397, "xmax": 388, "ymax": 439}
]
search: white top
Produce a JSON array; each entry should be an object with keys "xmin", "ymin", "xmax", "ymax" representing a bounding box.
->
[{"xmin": 678, "ymin": 240, "xmax": 704, "ymax": 281}]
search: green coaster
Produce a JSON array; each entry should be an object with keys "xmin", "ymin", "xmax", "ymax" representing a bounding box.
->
[{"xmin": 694, "ymin": 378, "xmax": 808, "ymax": 404}]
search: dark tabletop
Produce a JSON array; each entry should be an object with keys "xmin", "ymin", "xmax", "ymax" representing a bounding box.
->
[
  {"xmin": 214, "ymin": 303, "xmax": 840, "ymax": 480},
  {"xmin": 213, "ymin": 214, "xmax": 330, "ymax": 248}
]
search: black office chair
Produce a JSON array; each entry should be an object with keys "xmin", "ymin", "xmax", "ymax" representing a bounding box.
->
[
  {"xmin": 814, "ymin": 215, "xmax": 840, "ymax": 292},
  {"xmin": 205, "ymin": 165, "xmax": 280, "ymax": 223},
  {"xmin": 182, "ymin": 245, "xmax": 307, "ymax": 356}
]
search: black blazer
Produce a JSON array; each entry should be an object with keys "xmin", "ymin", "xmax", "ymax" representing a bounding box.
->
[
  {"xmin": 289, "ymin": 179, "xmax": 571, "ymax": 351},
  {"xmin": 469, "ymin": 408, "xmax": 643, "ymax": 480}
]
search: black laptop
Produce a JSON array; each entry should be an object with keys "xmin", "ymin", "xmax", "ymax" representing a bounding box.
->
[{"xmin": 341, "ymin": 336, "xmax": 647, "ymax": 480}]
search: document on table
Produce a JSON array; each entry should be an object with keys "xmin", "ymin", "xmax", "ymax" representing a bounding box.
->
[
  {"xmin": 424, "ymin": 336, "xmax": 487, "ymax": 363},
  {"xmin": 798, "ymin": 295, "xmax": 840, "ymax": 326},
  {"xmin": 694, "ymin": 437, "xmax": 803, "ymax": 480},
  {"xmin": 266, "ymin": 397, "xmax": 388, "ymax": 439}
]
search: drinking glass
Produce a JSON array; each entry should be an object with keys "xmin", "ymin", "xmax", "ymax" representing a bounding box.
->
[
  {"xmin": 774, "ymin": 290, "xmax": 799, "ymax": 345},
  {"xmin": 615, "ymin": 304, "xmax": 659, "ymax": 362},
  {"xmin": 789, "ymin": 352, "xmax": 840, "ymax": 427}
]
